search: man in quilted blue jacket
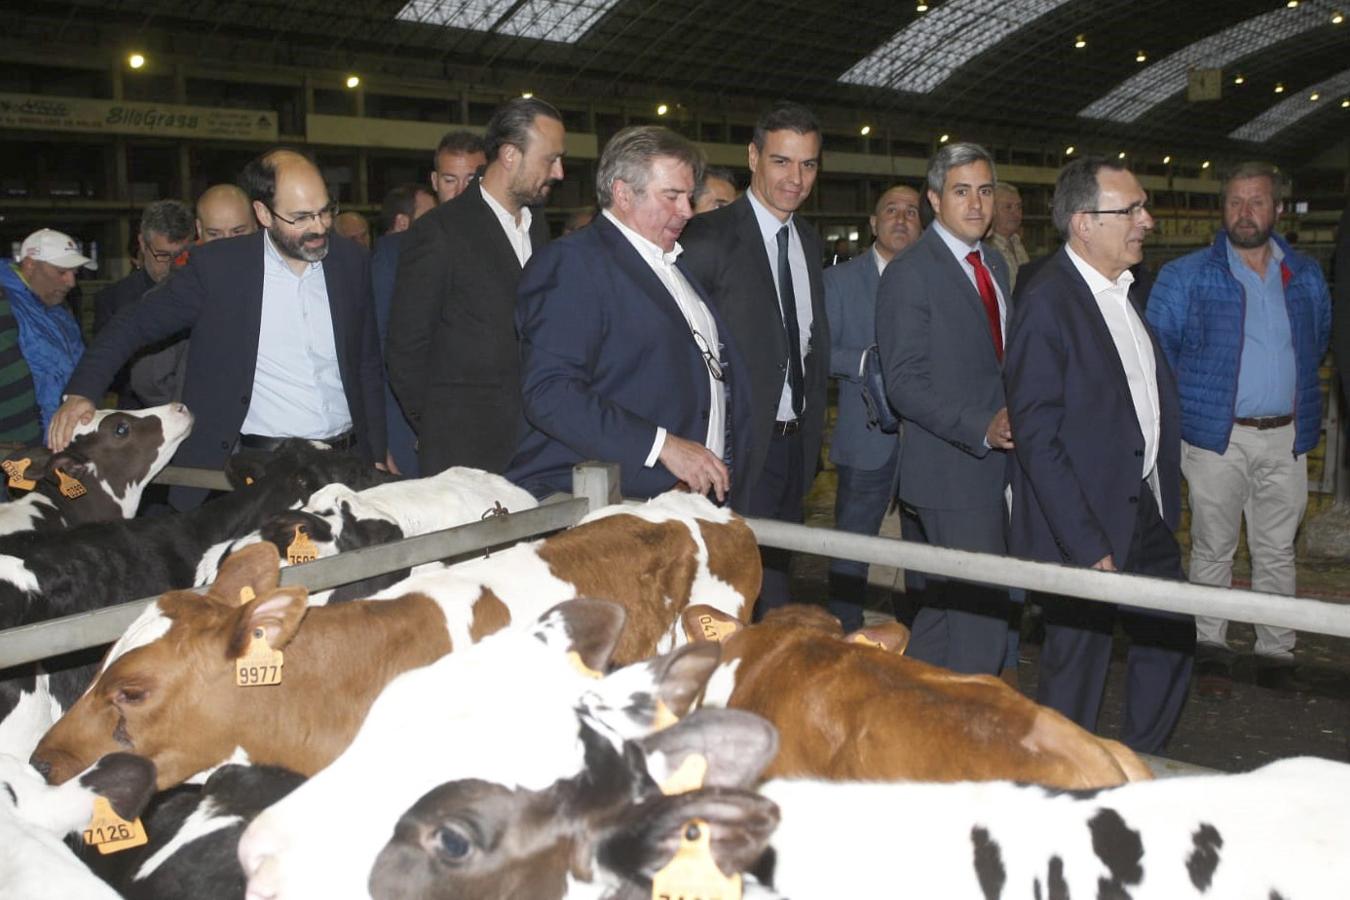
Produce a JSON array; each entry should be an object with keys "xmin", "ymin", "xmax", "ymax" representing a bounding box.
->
[{"xmin": 1147, "ymin": 161, "xmax": 1331, "ymax": 698}]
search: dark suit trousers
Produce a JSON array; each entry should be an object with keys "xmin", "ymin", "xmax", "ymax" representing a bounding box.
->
[
  {"xmin": 827, "ymin": 447, "xmax": 897, "ymax": 631},
  {"xmin": 903, "ymin": 503, "xmax": 1011, "ymax": 675},
  {"xmin": 1036, "ymin": 482, "xmax": 1195, "ymax": 754},
  {"xmin": 748, "ymin": 429, "xmax": 805, "ymax": 619}
]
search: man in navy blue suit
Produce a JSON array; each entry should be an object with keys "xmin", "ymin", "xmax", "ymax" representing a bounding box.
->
[
  {"xmin": 823, "ymin": 184, "xmax": 921, "ymax": 630},
  {"xmin": 507, "ymin": 126, "xmax": 752, "ymax": 507},
  {"xmin": 1004, "ymin": 156, "xmax": 1193, "ymax": 753}
]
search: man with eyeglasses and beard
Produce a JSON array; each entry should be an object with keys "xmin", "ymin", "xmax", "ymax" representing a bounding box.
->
[
  {"xmin": 49, "ymin": 148, "xmax": 386, "ymax": 510},
  {"xmin": 1148, "ymin": 162, "xmax": 1331, "ymax": 699}
]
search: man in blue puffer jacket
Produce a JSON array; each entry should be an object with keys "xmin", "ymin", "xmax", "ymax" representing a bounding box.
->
[{"xmin": 1147, "ymin": 161, "xmax": 1331, "ymax": 698}]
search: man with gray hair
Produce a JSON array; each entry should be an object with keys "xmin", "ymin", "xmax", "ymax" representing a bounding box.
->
[
  {"xmin": 507, "ymin": 126, "xmax": 752, "ymax": 504},
  {"xmin": 987, "ymin": 182, "xmax": 1030, "ymax": 291},
  {"xmin": 1005, "ymin": 155, "xmax": 1192, "ymax": 752},
  {"xmin": 1148, "ymin": 162, "xmax": 1331, "ymax": 699},
  {"xmin": 876, "ymin": 141, "xmax": 1013, "ymax": 675},
  {"xmin": 92, "ymin": 199, "xmax": 195, "ymax": 406}
]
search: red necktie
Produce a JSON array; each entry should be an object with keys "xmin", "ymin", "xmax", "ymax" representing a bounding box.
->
[{"xmin": 966, "ymin": 250, "xmax": 1003, "ymax": 362}]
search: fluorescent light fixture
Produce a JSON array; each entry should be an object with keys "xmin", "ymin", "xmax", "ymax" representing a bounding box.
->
[
  {"xmin": 860, "ymin": 124, "xmax": 872, "ymax": 135},
  {"xmin": 1230, "ymin": 67, "xmax": 1350, "ymax": 141},
  {"xmin": 1080, "ymin": 3, "xmax": 1333, "ymax": 122},
  {"xmin": 1162, "ymin": 155, "xmax": 1172, "ymax": 164},
  {"xmin": 938, "ymin": 133, "xmax": 950, "ymax": 142},
  {"xmin": 1064, "ymin": 145, "xmax": 1075, "ymax": 155},
  {"xmin": 839, "ymin": 0, "xmax": 1074, "ymax": 94},
  {"xmin": 656, "ymin": 103, "xmax": 669, "ymax": 116},
  {"xmin": 1201, "ymin": 160, "xmax": 1211, "ymax": 169},
  {"xmin": 1275, "ymin": 82, "xmax": 1285, "ymax": 93},
  {"xmin": 1074, "ymin": 34, "xmax": 1087, "ymax": 49},
  {"xmin": 395, "ymin": 0, "xmax": 621, "ymax": 43},
  {"xmin": 1136, "ymin": 50, "xmax": 1147, "ymax": 63},
  {"xmin": 1234, "ymin": 73, "xmax": 1245, "ymax": 84},
  {"xmin": 127, "ymin": 53, "xmax": 146, "ymax": 69},
  {"xmin": 1310, "ymin": 91, "xmax": 1321, "ymax": 100},
  {"xmin": 345, "ymin": 75, "xmax": 361, "ymax": 89},
  {"xmin": 521, "ymin": 91, "xmax": 534, "ymax": 98}
]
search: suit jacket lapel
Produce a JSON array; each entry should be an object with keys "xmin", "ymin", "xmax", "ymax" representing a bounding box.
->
[
  {"xmin": 1056, "ymin": 249, "xmax": 1137, "ymax": 420},
  {"xmin": 470, "ymin": 183, "xmax": 529, "ymax": 275},
  {"xmin": 594, "ymin": 215, "xmax": 695, "ymax": 335},
  {"xmin": 735, "ymin": 197, "xmax": 790, "ymax": 360},
  {"xmin": 321, "ymin": 243, "xmax": 350, "ymax": 357},
  {"xmin": 923, "ymin": 228, "xmax": 992, "ymax": 335}
]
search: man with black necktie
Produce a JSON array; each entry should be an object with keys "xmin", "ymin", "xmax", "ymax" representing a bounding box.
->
[
  {"xmin": 876, "ymin": 142, "xmax": 1013, "ymax": 675},
  {"xmin": 681, "ymin": 101, "xmax": 830, "ymax": 616}
]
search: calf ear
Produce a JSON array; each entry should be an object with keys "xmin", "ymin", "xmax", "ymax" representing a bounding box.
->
[
  {"xmin": 230, "ymin": 587, "xmax": 309, "ymax": 654},
  {"xmin": 680, "ymin": 605, "xmax": 742, "ymax": 644},
  {"xmin": 637, "ymin": 709, "xmax": 778, "ymax": 790},
  {"xmin": 602, "ymin": 787, "xmax": 779, "ymax": 882},
  {"xmin": 845, "ymin": 621, "xmax": 911, "ymax": 655},
  {"xmin": 76, "ymin": 752, "xmax": 157, "ymax": 821},
  {"xmin": 214, "ymin": 542, "xmax": 283, "ymax": 605},
  {"xmin": 22, "ymin": 449, "xmax": 91, "ymax": 483},
  {"xmin": 533, "ymin": 598, "xmax": 627, "ymax": 674},
  {"xmin": 582, "ymin": 642, "xmax": 722, "ymax": 741}
]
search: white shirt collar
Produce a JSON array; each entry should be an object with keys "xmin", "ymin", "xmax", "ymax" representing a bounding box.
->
[
  {"xmin": 602, "ymin": 209, "xmax": 682, "ymax": 266},
  {"xmin": 1065, "ymin": 244, "xmax": 1134, "ymax": 296},
  {"xmin": 931, "ymin": 220, "xmax": 983, "ymax": 260},
  {"xmin": 746, "ymin": 188, "xmax": 793, "ymax": 244},
  {"xmin": 873, "ymin": 246, "xmax": 889, "ymax": 276},
  {"xmin": 479, "ymin": 183, "xmax": 532, "ymax": 232}
]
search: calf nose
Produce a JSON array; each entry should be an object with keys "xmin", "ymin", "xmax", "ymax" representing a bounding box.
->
[{"xmin": 171, "ymin": 402, "xmax": 188, "ymax": 415}]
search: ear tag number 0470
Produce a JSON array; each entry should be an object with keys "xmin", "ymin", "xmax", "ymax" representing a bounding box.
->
[
  {"xmin": 651, "ymin": 818, "xmax": 741, "ymax": 900},
  {"xmin": 83, "ymin": 796, "xmax": 148, "ymax": 855},
  {"xmin": 236, "ymin": 627, "xmax": 284, "ymax": 686}
]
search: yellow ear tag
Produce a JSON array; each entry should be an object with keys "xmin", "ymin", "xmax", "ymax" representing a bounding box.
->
[
  {"xmin": 83, "ymin": 796, "xmax": 149, "ymax": 855},
  {"xmin": 56, "ymin": 468, "xmax": 86, "ymax": 499},
  {"xmin": 848, "ymin": 633, "xmax": 887, "ymax": 650},
  {"xmin": 236, "ymin": 626, "xmax": 284, "ymax": 687},
  {"xmin": 566, "ymin": 651, "xmax": 603, "ymax": 680},
  {"xmin": 286, "ymin": 525, "xmax": 318, "ymax": 566},
  {"xmin": 652, "ymin": 697, "xmax": 679, "ymax": 731},
  {"xmin": 698, "ymin": 614, "xmax": 739, "ymax": 643},
  {"xmin": 2, "ymin": 458, "xmax": 36, "ymax": 491},
  {"xmin": 651, "ymin": 818, "xmax": 741, "ymax": 900},
  {"xmin": 658, "ymin": 752, "xmax": 708, "ymax": 796}
]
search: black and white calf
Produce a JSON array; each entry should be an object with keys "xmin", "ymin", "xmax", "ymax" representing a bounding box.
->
[
  {"xmin": 0, "ymin": 751, "xmax": 157, "ymax": 900},
  {"xmin": 0, "ymin": 403, "xmax": 193, "ymax": 536}
]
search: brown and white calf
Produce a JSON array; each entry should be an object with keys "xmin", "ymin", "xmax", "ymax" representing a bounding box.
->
[
  {"xmin": 685, "ymin": 604, "xmax": 1151, "ymax": 788},
  {"xmin": 0, "ymin": 403, "xmax": 193, "ymax": 536},
  {"xmin": 33, "ymin": 492, "xmax": 761, "ymax": 789}
]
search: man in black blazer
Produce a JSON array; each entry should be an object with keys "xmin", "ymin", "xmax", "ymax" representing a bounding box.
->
[
  {"xmin": 386, "ymin": 98, "xmax": 566, "ymax": 477},
  {"xmin": 680, "ymin": 101, "xmax": 829, "ymax": 614},
  {"xmin": 877, "ymin": 142, "xmax": 1013, "ymax": 676},
  {"xmin": 507, "ymin": 126, "xmax": 752, "ymax": 504},
  {"xmin": 1004, "ymin": 156, "xmax": 1193, "ymax": 753},
  {"xmin": 49, "ymin": 149, "xmax": 386, "ymax": 508}
]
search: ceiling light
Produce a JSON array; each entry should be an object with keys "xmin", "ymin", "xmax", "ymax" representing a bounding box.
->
[
  {"xmin": 860, "ymin": 124, "xmax": 872, "ymax": 136},
  {"xmin": 1310, "ymin": 91, "xmax": 1320, "ymax": 100},
  {"xmin": 1274, "ymin": 82, "xmax": 1285, "ymax": 93},
  {"xmin": 1162, "ymin": 155, "xmax": 1172, "ymax": 164},
  {"xmin": 1202, "ymin": 160, "xmax": 1211, "ymax": 169},
  {"xmin": 127, "ymin": 53, "xmax": 145, "ymax": 69},
  {"xmin": 1287, "ymin": 0, "xmax": 1299, "ymax": 7},
  {"xmin": 916, "ymin": 1, "xmax": 928, "ymax": 10},
  {"xmin": 1074, "ymin": 34, "xmax": 1087, "ymax": 49},
  {"xmin": 938, "ymin": 133, "xmax": 950, "ymax": 143},
  {"xmin": 1230, "ymin": 67, "xmax": 1350, "ymax": 140},
  {"xmin": 345, "ymin": 74, "xmax": 360, "ymax": 89},
  {"xmin": 1064, "ymin": 145, "xmax": 1075, "ymax": 155},
  {"xmin": 1343, "ymin": 97, "xmax": 1350, "ymax": 107},
  {"xmin": 1117, "ymin": 151, "xmax": 1126, "ymax": 159},
  {"xmin": 1136, "ymin": 50, "xmax": 1147, "ymax": 63},
  {"xmin": 656, "ymin": 103, "xmax": 669, "ymax": 116},
  {"xmin": 1334, "ymin": 11, "xmax": 1345, "ymax": 24},
  {"xmin": 521, "ymin": 91, "xmax": 534, "ymax": 98},
  {"xmin": 1234, "ymin": 73, "xmax": 1245, "ymax": 84}
]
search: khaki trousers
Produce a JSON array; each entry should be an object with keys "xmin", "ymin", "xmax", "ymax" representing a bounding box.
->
[{"xmin": 1181, "ymin": 423, "xmax": 1306, "ymax": 660}]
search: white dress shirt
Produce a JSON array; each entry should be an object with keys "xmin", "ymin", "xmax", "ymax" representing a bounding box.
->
[
  {"xmin": 241, "ymin": 230, "xmax": 352, "ymax": 439},
  {"xmin": 601, "ymin": 211, "xmax": 726, "ymax": 466},
  {"xmin": 747, "ymin": 189, "xmax": 813, "ymax": 422},
  {"xmin": 931, "ymin": 220, "xmax": 1006, "ymax": 336},
  {"xmin": 480, "ymin": 185, "xmax": 533, "ymax": 267},
  {"xmin": 1065, "ymin": 246, "xmax": 1162, "ymax": 507}
]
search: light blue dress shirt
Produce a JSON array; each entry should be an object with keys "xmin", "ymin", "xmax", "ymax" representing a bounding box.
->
[
  {"xmin": 1230, "ymin": 239, "xmax": 1295, "ymax": 418},
  {"xmin": 240, "ymin": 231, "xmax": 352, "ymax": 439},
  {"xmin": 747, "ymin": 188, "xmax": 814, "ymax": 422}
]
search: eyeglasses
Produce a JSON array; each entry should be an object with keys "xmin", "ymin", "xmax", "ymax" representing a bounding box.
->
[
  {"xmin": 265, "ymin": 202, "xmax": 339, "ymax": 227},
  {"xmin": 692, "ymin": 330, "xmax": 725, "ymax": 382},
  {"xmin": 1081, "ymin": 201, "xmax": 1150, "ymax": 220},
  {"xmin": 144, "ymin": 245, "xmax": 187, "ymax": 264}
]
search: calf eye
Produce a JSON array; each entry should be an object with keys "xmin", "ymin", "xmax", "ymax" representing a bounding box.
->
[
  {"xmin": 434, "ymin": 825, "xmax": 474, "ymax": 863},
  {"xmin": 114, "ymin": 422, "xmax": 130, "ymax": 437},
  {"xmin": 113, "ymin": 687, "xmax": 147, "ymax": 705}
]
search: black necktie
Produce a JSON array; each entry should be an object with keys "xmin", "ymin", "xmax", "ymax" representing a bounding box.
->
[{"xmin": 776, "ymin": 225, "xmax": 806, "ymax": 419}]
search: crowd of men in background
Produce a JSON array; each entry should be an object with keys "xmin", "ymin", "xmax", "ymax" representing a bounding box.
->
[{"xmin": 5, "ymin": 92, "xmax": 1348, "ymax": 755}]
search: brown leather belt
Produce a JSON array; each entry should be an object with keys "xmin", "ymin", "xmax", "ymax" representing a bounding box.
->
[{"xmin": 1233, "ymin": 415, "xmax": 1293, "ymax": 430}]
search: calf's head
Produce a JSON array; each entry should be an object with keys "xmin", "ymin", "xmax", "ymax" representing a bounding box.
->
[
  {"xmin": 32, "ymin": 543, "xmax": 307, "ymax": 788},
  {"xmin": 1, "ymin": 751, "xmax": 157, "ymax": 835}
]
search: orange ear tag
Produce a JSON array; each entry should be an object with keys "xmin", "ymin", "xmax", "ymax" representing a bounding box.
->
[
  {"xmin": 651, "ymin": 818, "xmax": 741, "ymax": 900},
  {"xmin": 2, "ymin": 458, "xmax": 36, "ymax": 491},
  {"xmin": 56, "ymin": 468, "xmax": 86, "ymax": 499},
  {"xmin": 848, "ymin": 633, "xmax": 888, "ymax": 650},
  {"xmin": 698, "ymin": 614, "xmax": 739, "ymax": 643},
  {"xmin": 658, "ymin": 752, "xmax": 708, "ymax": 796},
  {"xmin": 566, "ymin": 651, "xmax": 603, "ymax": 680},
  {"xmin": 286, "ymin": 525, "xmax": 318, "ymax": 565},
  {"xmin": 235, "ymin": 626, "xmax": 284, "ymax": 687},
  {"xmin": 83, "ymin": 796, "xmax": 149, "ymax": 855}
]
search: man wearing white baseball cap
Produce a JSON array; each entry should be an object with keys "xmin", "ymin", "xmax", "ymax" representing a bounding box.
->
[{"xmin": 0, "ymin": 228, "xmax": 90, "ymax": 432}]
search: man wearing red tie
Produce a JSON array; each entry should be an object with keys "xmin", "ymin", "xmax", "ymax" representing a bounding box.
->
[{"xmin": 876, "ymin": 142, "xmax": 1013, "ymax": 675}]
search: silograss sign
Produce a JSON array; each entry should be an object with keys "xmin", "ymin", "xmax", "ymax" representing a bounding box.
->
[{"xmin": 0, "ymin": 93, "xmax": 277, "ymax": 142}]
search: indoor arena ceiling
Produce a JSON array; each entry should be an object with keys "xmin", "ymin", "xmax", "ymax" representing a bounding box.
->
[{"xmin": 15, "ymin": 0, "xmax": 1350, "ymax": 156}]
